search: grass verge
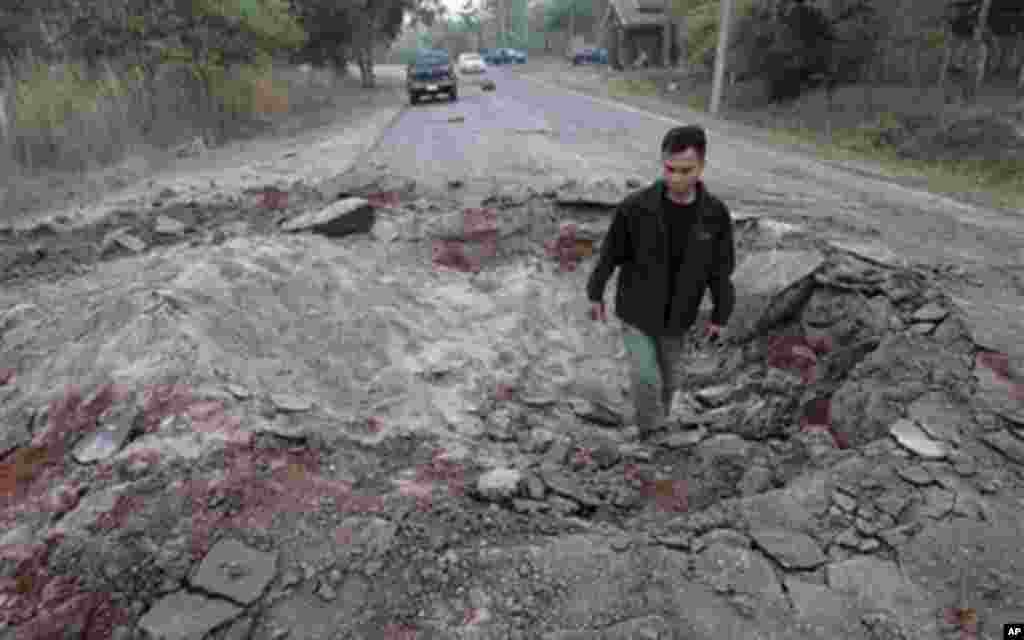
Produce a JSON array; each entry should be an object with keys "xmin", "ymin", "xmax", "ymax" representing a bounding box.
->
[
  {"xmin": 765, "ymin": 123, "xmax": 1024, "ymax": 211},
  {"xmin": 608, "ymin": 77, "xmax": 658, "ymax": 98}
]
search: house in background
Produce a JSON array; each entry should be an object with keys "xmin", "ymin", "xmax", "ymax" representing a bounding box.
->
[{"xmin": 601, "ymin": 0, "xmax": 682, "ymax": 69}]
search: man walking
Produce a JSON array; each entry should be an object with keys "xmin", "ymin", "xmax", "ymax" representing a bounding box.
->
[{"xmin": 587, "ymin": 125, "xmax": 737, "ymax": 439}]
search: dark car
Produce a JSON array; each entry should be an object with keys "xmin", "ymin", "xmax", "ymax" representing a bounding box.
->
[
  {"xmin": 484, "ymin": 48, "xmax": 526, "ymax": 65},
  {"xmin": 571, "ymin": 47, "xmax": 608, "ymax": 65},
  {"xmin": 407, "ymin": 50, "xmax": 458, "ymax": 105}
]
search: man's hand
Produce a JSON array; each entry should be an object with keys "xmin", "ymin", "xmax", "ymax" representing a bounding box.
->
[{"xmin": 590, "ymin": 302, "xmax": 607, "ymax": 323}]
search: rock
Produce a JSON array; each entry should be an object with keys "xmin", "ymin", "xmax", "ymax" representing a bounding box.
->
[
  {"xmin": 102, "ymin": 229, "xmax": 147, "ymax": 254},
  {"xmin": 371, "ymin": 219, "xmax": 399, "ymax": 243},
  {"xmin": 270, "ymin": 393, "xmax": 313, "ymax": 412},
  {"xmin": 694, "ymin": 542, "xmax": 785, "ymax": 605},
  {"xmin": 476, "ymin": 468, "xmax": 523, "ymax": 501},
  {"xmin": 750, "ymin": 528, "xmax": 826, "ymax": 569},
  {"xmin": 541, "ymin": 471, "xmax": 601, "ymax": 507},
  {"xmin": 695, "ymin": 384, "xmax": 737, "ymax": 408},
  {"xmin": 281, "ymin": 197, "xmax": 376, "ymax": 237},
  {"xmin": 189, "ymin": 538, "xmax": 278, "ymax": 605},
  {"xmin": 72, "ymin": 391, "xmax": 142, "ymax": 464},
  {"xmin": 522, "ymin": 473, "xmax": 547, "ymax": 500},
  {"xmin": 660, "ymin": 425, "xmax": 708, "ymax": 449},
  {"xmin": 222, "ymin": 616, "xmax": 256, "ymax": 640},
  {"xmin": 568, "ymin": 397, "xmax": 623, "ymax": 427},
  {"xmin": 826, "ymin": 556, "xmax": 934, "ymax": 633},
  {"xmin": 542, "ymin": 441, "xmax": 572, "ymax": 468},
  {"xmin": 906, "ymin": 391, "xmax": 967, "ymax": 445},
  {"xmin": 315, "ymin": 580, "xmax": 337, "ymax": 602},
  {"xmin": 154, "ymin": 215, "xmax": 187, "ymax": 235},
  {"xmin": 729, "ymin": 250, "xmax": 825, "ymax": 338},
  {"xmin": 784, "ymin": 577, "xmax": 852, "ymax": 632},
  {"xmin": 889, "ymin": 419, "xmax": 948, "ymax": 459},
  {"xmin": 590, "ymin": 443, "xmax": 620, "ymax": 469},
  {"xmin": 137, "ymin": 591, "xmax": 242, "ymax": 640},
  {"xmin": 625, "ymin": 176, "xmax": 647, "ymax": 189},
  {"xmin": 828, "ymin": 240, "xmax": 909, "ymax": 269},
  {"xmin": 982, "ymin": 430, "xmax": 1024, "ymax": 464},
  {"xmin": 696, "ymin": 434, "xmax": 752, "ymax": 462},
  {"xmin": 740, "ymin": 489, "xmax": 817, "ymax": 534},
  {"xmin": 738, "ymin": 466, "xmax": 774, "ymax": 497},
  {"xmin": 910, "ymin": 302, "xmax": 948, "ymax": 323},
  {"xmin": 554, "ymin": 177, "xmax": 626, "ymax": 207},
  {"xmin": 917, "ymin": 486, "xmax": 955, "ymax": 518},
  {"xmin": 831, "ymin": 491, "xmax": 857, "ymax": 512},
  {"xmin": 895, "ymin": 464, "xmax": 933, "ymax": 486}
]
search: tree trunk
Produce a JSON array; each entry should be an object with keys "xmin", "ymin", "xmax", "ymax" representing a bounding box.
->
[
  {"xmin": 970, "ymin": 0, "xmax": 993, "ymax": 103},
  {"xmin": 938, "ymin": 26, "xmax": 953, "ymax": 92}
]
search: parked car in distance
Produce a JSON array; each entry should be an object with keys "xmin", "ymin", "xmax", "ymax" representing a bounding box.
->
[
  {"xmin": 407, "ymin": 50, "xmax": 458, "ymax": 105},
  {"xmin": 571, "ymin": 47, "xmax": 608, "ymax": 65},
  {"xmin": 484, "ymin": 48, "xmax": 526, "ymax": 65},
  {"xmin": 457, "ymin": 52, "xmax": 487, "ymax": 73}
]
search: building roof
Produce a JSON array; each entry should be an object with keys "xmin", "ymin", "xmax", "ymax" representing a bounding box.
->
[{"xmin": 608, "ymin": 0, "xmax": 670, "ymax": 27}]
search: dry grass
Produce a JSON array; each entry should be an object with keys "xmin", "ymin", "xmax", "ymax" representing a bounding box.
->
[{"xmin": 0, "ymin": 57, "xmax": 349, "ymax": 222}]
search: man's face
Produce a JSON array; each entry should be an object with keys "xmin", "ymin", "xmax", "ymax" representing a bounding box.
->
[{"xmin": 662, "ymin": 148, "xmax": 704, "ymax": 198}]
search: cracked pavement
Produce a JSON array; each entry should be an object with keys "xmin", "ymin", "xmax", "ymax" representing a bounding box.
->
[{"xmin": 0, "ymin": 63, "xmax": 1023, "ymax": 640}]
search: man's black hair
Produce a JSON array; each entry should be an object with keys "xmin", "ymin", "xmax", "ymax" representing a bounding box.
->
[{"xmin": 661, "ymin": 125, "xmax": 707, "ymax": 160}]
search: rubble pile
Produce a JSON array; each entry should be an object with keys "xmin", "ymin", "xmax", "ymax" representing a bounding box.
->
[{"xmin": 1, "ymin": 170, "xmax": 1023, "ymax": 640}]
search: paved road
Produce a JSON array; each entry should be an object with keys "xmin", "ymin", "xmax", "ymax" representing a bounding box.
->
[{"xmin": 366, "ymin": 63, "xmax": 1024, "ymax": 358}]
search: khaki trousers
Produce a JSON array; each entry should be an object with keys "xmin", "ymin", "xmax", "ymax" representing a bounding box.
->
[{"xmin": 621, "ymin": 322, "xmax": 688, "ymax": 432}]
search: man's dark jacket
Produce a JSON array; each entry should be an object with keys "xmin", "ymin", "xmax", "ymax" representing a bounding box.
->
[{"xmin": 586, "ymin": 179, "xmax": 736, "ymax": 337}]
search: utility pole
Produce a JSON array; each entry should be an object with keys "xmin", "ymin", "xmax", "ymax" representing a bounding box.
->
[{"xmin": 708, "ymin": 0, "xmax": 733, "ymax": 115}]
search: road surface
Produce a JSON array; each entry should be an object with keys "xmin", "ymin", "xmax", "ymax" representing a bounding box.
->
[{"xmin": 369, "ymin": 63, "xmax": 1024, "ymax": 358}]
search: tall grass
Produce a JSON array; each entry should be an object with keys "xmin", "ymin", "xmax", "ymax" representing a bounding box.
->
[
  {"xmin": 0, "ymin": 54, "xmax": 346, "ymax": 220},
  {"xmin": 1, "ymin": 55, "xmax": 305, "ymax": 175}
]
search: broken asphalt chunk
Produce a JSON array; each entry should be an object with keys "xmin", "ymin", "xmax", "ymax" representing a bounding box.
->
[
  {"xmin": 154, "ymin": 215, "xmax": 187, "ymax": 236},
  {"xmin": 189, "ymin": 538, "xmax": 278, "ymax": 605},
  {"xmin": 982, "ymin": 430, "xmax": 1024, "ymax": 464},
  {"xmin": 137, "ymin": 591, "xmax": 242, "ymax": 640},
  {"xmin": 554, "ymin": 177, "xmax": 626, "ymax": 208},
  {"xmin": 280, "ymin": 197, "xmax": 376, "ymax": 237},
  {"xmin": 568, "ymin": 397, "xmax": 623, "ymax": 427},
  {"xmin": 750, "ymin": 528, "xmax": 826, "ymax": 569},
  {"xmin": 889, "ymin": 419, "xmax": 948, "ymax": 459},
  {"xmin": 475, "ymin": 467, "xmax": 523, "ymax": 502},
  {"xmin": 729, "ymin": 249, "xmax": 825, "ymax": 339}
]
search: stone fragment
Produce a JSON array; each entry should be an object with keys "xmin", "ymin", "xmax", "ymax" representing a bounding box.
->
[
  {"xmin": 281, "ymin": 197, "xmax": 376, "ymax": 237},
  {"xmin": 738, "ymin": 466, "xmax": 774, "ymax": 497},
  {"xmin": 750, "ymin": 529, "xmax": 826, "ymax": 569},
  {"xmin": 568, "ymin": 397, "xmax": 623, "ymax": 427},
  {"xmin": 918, "ymin": 487, "xmax": 955, "ymax": 519},
  {"xmin": 72, "ymin": 391, "xmax": 142, "ymax": 464},
  {"xmin": 694, "ymin": 543, "xmax": 785, "ymax": 604},
  {"xmin": 834, "ymin": 528, "xmax": 860, "ymax": 549},
  {"xmin": 896, "ymin": 465, "xmax": 933, "ymax": 486},
  {"xmin": 541, "ymin": 471, "xmax": 601, "ymax": 507},
  {"xmin": 981, "ymin": 430, "xmax": 1024, "ymax": 464},
  {"xmin": 660, "ymin": 425, "xmax": 707, "ymax": 449},
  {"xmin": 826, "ymin": 556, "xmax": 933, "ymax": 630},
  {"xmin": 784, "ymin": 577, "xmax": 851, "ymax": 629},
  {"xmin": 476, "ymin": 468, "xmax": 523, "ymax": 501},
  {"xmin": 370, "ymin": 219, "xmax": 399, "ymax": 243},
  {"xmin": 137, "ymin": 591, "xmax": 242, "ymax": 640},
  {"xmin": 696, "ymin": 434, "xmax": 752, "ymax": 461},
  {"xmin": 695, "ymin": 384, "xmax": 737, "ymax": 408},
  {"xmin": 911, "ymin": 302, "xmax": 948, "ymax": 323},
  {"xmin": 729, "ymin": 250, "xmax": 825, "ymax": 338},
  {"xmin": 829, "ymin": 240, "xmax": 908, "ymax": 269},
  {"xmin": 741, "ymin": 489, "xmax": 817, "ymax": 534},
  {"xmin": 270, "ymin": 393, "xmax": 313, "ymax": 412},
  {"xmin": 889, "ymin": 419, "xmax": 948, "ymax": 459},
  {"xmin": 190, "ymin": 538, "xmax": 278, "ymax": 605},
  {"xmin": 831, "ymin": 491, "xmax": 857, "ymax": 512},
  {"xmin": 590, "ymin": 442, "xmax": 620, "ymax": 469},
  {"xmin": 542, "ymin": 441, "xmax": 571, "ymax": 468},
  {"xmin": 155, "ymin": 215, "xmax": 187, "ymax": 235},
  {"xmin": 879, "ymin": 523, "xmax": 920, "ymax": 547},
  {"xmin": 857, "ymin": 538, "xmax": 880, "ymax": 552},
  {"xmin": 907, "ymin": 391, "xmax": 967, "ymax": 445},
  {"xmin": 103, "ymin": 229, "xmax": 147, "ymax": 254},
  {"xmin": 522, "ymin": 473, "xmax": 547, "ymax": 500},
  {"xmin": 554, "ymin": 176, "xmax": 626, "ymax": 207}
]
